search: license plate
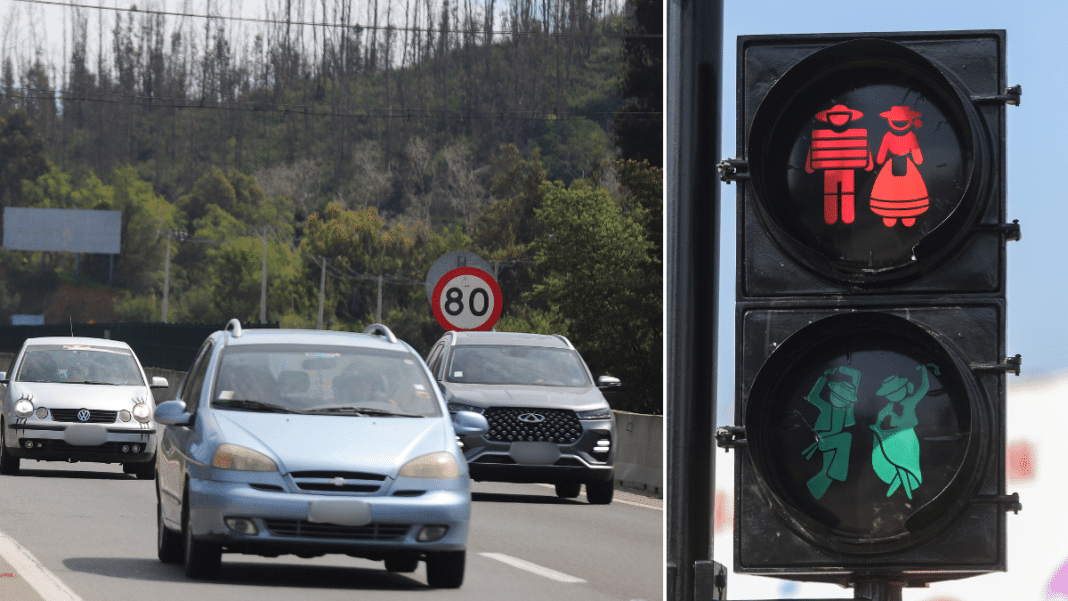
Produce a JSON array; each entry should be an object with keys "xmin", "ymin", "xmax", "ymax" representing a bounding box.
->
[{"xmin": 307, "ymin": 498, "xmax": 372, "ymax": 526}]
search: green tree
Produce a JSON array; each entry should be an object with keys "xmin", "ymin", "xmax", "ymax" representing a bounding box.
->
[
  {"xmin": 613, "ymin": 0, "xmax": 662, "ymax": 166},
  {"xmin": 533, "ymin": 178, "xmax": 661, "ymax": 414},
  {"xmin": 0, "ymin": 110, "xmax": 49, "ymax": 208}
]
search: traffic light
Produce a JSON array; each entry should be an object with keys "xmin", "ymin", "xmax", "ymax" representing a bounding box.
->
[{"xmin": 717, "ymin": 30, "xmax": 1021, "ymax": 588}]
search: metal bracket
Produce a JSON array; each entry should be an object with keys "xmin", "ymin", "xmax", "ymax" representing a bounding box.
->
[
  {"xmin": 974, "ymin": 492, "xmax": 1022, "ymax": 514},
  {"xmin": 972, "ymin": 84, "xmax": 1022, "ymax": 106},
  {"xmin": 717, "ymin": 158, "xmax": 750, "ymax": 183},
  {"xmin": 715, "ymin": 426, "xmax": 746, "ymax": 451},
  {"xmin": 976, "ymin": 219, "xmax": 1021, "ymax": 242},
  {"xmin": 970, "ymin": 354, "xmax": 1022, "ymax": 376},
  {"xmin": 694, "ymin": 560, "xmax": 727, "ymax": 600}
]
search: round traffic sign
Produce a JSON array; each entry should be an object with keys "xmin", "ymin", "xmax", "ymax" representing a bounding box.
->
[
  {"xmin": 747, "ymin": 38, "xmax": 992, "ymax": 285},
  {"xmin": 431, "ymin": 267, "xmax": 503, "ymax": 331},
  {"xmin": 743, "ymin": 312, "xmax": 991, "ymax": 555}
]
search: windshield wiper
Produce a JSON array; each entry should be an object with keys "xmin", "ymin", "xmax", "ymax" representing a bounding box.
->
[
  {"xmin": 305, "ymin": 406, "xmax": 424, "ymax": 418},
  {"xmin": 214, "ymin": 399, "xmax": 301, "ymax": 414}
]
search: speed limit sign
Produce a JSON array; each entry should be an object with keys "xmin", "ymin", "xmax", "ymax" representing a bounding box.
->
[{"xmin": 431, "ymin": 267, "xmax": 503, "ymax": 331}]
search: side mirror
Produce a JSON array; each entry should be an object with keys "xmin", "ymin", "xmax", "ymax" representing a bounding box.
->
[
  {"xmin": 154, "ymin": 400, "xmax": 193, "ymax": 426},
  {"xmin": 452, "ymin": 410, "xmax": 489, "ymax": 437},
  {"xmin": 0, "ymin": 372, "xmax": 7, "ymax": 383},
  {"xmin": 150, "ymin": 376, "xmax": 170, "ymax": 389},
  {"xmin": 597, "ymin": 375, "xmax": 622, "ymax": 390}
]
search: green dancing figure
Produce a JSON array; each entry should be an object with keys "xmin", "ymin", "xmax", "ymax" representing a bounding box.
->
[
  {"xmin": 869, "ymin": 363, "xmax": 939, "ymax": 499},
  {"xmin": 802, "ymin": 366, "xmax": 861, "ymax": 500}
]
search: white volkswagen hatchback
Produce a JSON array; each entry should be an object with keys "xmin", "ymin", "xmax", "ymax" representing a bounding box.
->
[{"xmin": 0, "ymin": 336, "xmax": 168, "ymax": 478}]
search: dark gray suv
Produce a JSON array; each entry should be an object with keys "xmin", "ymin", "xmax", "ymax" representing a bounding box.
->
[{"xmin": 425, "ymin": 331, "xmax": 619, "ymax": 504}]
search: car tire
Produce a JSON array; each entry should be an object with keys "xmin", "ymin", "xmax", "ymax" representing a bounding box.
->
[
  {"xmin": 425, "ymin": 550, "xmax": 465, "ymax": 588},
  {"xmin": 554, "ymin": 481, "xmax": 581, "ymax": 499},
  {"xmin": 126, "ymin": 460, "xmax": 156, "ymax": 480},
  {"xmin": 0, "ymin": 419, "xmax": 20, "ymax": 476},
  {"xmin": 384, "ymin": 554, "xmax": 420, "ymax": 573},
  {"xmin": 157, "ymin": 492, "xmax": 183, "ymax": 564},
  {"xmin": 182, "ymin": 492, "xmax": 221, "ymax": 579},
  {"xmin": 585, "ymin": 479, "xmax": 614, "ymax": 505}
]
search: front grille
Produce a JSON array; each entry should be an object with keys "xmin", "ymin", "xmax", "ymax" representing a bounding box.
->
[
  {"xmin": 289, "ymin": 471, "xmax": 386, "ymax": 495},
  {"xmin": 483, "ymin": 407, "xmax": 582, "ymax": 444},
  {"xmin": 49, "ymin": 409, "xmax": 117, "ymax": 424},
  {"xmin": 264, "ymin": 519, "xmax": 410, "ymax": 540}
]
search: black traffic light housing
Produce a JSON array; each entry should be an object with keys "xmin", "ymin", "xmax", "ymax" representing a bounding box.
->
[{"xmin": 719, "ymin": 30, "xmax": 1021, "ymax": 588}]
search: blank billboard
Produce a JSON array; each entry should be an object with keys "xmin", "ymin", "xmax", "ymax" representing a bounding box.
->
[{"xmin": 3, "ymin": 207, "xmax": 122, "ymax": 254}]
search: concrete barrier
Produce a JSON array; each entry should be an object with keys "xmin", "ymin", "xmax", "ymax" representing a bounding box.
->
[{"xmin": 613, "ymin": 410, "xmax": 663, "ymax": 496}]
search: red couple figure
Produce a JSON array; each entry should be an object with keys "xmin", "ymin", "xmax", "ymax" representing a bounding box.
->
[
  {"xmin": 806, "ymin": 104, "xmax": 931, "ymax": 228},
  {"xmin": 805, "ymin": 104, "xmax": 873, "ymax": 225}
]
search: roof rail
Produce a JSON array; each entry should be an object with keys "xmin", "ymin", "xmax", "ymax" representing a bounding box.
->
[
  {"xmin": 363, "ymin": 323, "xmax": 397, "ymax": 344},
  {"xmin": 225, "ymin": 318, "xmax": 243, "ymax": 338},
  {"xmin": 552, "ymin": 334, "xmax": 574, "ymax": 349}
]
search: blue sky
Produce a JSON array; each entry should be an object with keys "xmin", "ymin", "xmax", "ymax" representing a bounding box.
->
[{"xmin": 716, "ymin": 0, "xmax": 1068, "ymax": 423}]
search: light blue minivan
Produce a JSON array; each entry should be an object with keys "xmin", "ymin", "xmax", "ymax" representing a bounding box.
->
[{"xmin": 153, "ymin": 320, "xmax": 488, "ymax": 587}]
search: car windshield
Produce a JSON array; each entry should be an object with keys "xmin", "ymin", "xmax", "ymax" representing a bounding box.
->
[
  {"xmin": 15, "ymin": 345, "xmax": 145, "ymax": 386},
  {"xmin": 212, "ymin": 344, "xmax": 441, "ymax": 417},
  {"xmin": 445, "ymin": 345, "xmax": 591, "ymax": 387}
]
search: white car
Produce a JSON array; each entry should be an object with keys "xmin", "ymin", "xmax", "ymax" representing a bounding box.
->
[{"xmin": 0, "ymin": 336, "xmax": 168, "ymax": 478}]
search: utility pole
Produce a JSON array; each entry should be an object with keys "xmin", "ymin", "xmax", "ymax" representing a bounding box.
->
[
  {"xmin": 162, "ymin": 231, "xmax": 172, "ymax": 323},
  {"xmin": 376, "ymin": 274, "xmax": 383, "ymax": 323},
  {"xmin": 260, "ymin": 227, "xmax": 268, "ymax": 324},
  {"xmin": 316, "ymin": 256, "xmax": 327, "ymax": 329}
]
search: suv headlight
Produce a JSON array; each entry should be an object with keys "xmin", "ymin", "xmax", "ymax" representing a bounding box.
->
[
  {"xmin": 398, "ymin": 452, "xmax": 460, "ymax": 479},
  {"xmin": 132, "ymin": 402, "xmax": 152, "ymax": 423},
  {"xmin": 14, "ymin": 399, "xmax": 33, "ymax": 419},
  {"xmin": 212, "ymin": 443, "xmax": 278, "ymax": 472},
  {"xmin": 577, "ymin": 407, "xmax": 612, "ymax": 420},
  {"xmin": 446, "ymin": 401, "xmax": 484, "ymax": 414}
]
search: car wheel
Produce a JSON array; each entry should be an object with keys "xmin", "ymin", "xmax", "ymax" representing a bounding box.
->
[
  {"xmin": 126, "ymin": 459, "xmax": 156, "ymax": 480},
  {"xmin": 425, "ymin": 550, "xmax": 465, "ymax": 588},
  {"xmin": 182, "ymin": 492, "xmax": 221, "ymax": 579},
  {"xmin": 384, "ymin": 554, "xmax": 419, "ymax": 573},
  {"xmin": 585, "ymin": 479, "xmax": 614, "ymax": 505},
  {"xmin": 157, "ymin": 492, "xmax": 183, "ymax": 564},
  {"xmin": 554, "ymin": 481, "xmax": 581, "ymax": 499},
  {"xmin": 0, "ymin": 419, "xmax": 20, "ymax": 476}
]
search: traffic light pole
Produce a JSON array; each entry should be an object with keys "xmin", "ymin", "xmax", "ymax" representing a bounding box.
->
[{"xmin": 666, "ymin": 0, "xmax": 723, "ymax": 600}]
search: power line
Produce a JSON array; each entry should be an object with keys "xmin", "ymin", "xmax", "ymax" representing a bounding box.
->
[
  {"xmin": 10, "ymin": 0, "xmax": 662, "ymax": 39},
  {"xmin": 3, "ymin": 88, "xmax": 663, "ymax": 122}
]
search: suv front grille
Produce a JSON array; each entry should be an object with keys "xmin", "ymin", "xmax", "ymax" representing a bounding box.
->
[
  {"xmin": 264, "ymin": 519, "xmax": 410, "ymax": 540},
  {"xmin": 49, "ymin": 409, "xmax": 117, "ymax": 424},
  {"xmin": 483, "ymin": 407, "xmax": 582, "ymax": 444}
]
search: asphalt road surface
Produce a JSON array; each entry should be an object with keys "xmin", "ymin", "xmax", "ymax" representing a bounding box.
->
[{"xmin": 0, "ymin": 461, "xmax": 662, "ymax": 601}]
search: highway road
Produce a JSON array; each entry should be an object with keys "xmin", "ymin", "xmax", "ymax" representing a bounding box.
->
[{"xmin": 0, "ymin": 462, "xmax": 662, "ymax": 601}]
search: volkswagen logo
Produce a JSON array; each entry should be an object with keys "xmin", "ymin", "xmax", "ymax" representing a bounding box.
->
[
  {"xmin": 77, "ymin": 409, "xmax": 91, "ymax": 422},
  {"xmin": 517, "ymin": 412, "xmax": 545, "ymax": 424},
  {"xmin": 331, "ymin": 477, "xmax": 347, "ymax": 487}
]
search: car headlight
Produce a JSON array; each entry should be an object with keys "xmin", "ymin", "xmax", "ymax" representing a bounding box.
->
[
  {"xmin": 14, "ymin": 399, "xmax": 33, "ymax": 419},
  {"xmin": 577, "ymin": 407, "xmax": 612, "ymax": 420},
  {"xmin": 132, "ymin": 402, "xmax": 152, "ymax": 423},
  {"xmin": 446, "ymin": 401, "xmax": 484, "ymax": 414},
  {"xmin": 211, "ymin": 443, "xmax": 278, "ymax": 472},
  {"xmin": 118, "ymin": 410, "xmax": 132, "ymax": 422},
  {"xmin": 398, "ymin": 452, "xmax": 460, "ymax": 479}
]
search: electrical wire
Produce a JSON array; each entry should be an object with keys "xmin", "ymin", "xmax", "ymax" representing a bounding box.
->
[{"xmin": 9, "ymin": 0, "xmax": 662, "ymax": 39}]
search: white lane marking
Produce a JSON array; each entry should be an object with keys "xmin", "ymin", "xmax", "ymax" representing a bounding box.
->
[
  {"xmin": 479, "ymin": 552, "xmax": 586, "ymax": 583},
  {"xmin": 0, "ymin": 530, "xmax": 83, "ymax": 601},
  {"xmin": 531, "ymin": 483, "xmax": 662, "ymax": 510}
]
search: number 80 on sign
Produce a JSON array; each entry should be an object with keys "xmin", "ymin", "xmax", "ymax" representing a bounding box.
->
[{"xmin": 431, "ymin": 267, "xmax": 503, "ymax": 331}]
